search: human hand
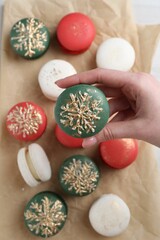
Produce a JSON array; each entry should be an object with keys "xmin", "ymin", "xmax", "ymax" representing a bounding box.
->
[{"xmin": 56, "ymin": 68, "xmax": 160, "ymax": 148}]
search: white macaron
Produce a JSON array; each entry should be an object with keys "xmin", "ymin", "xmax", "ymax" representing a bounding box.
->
[
  {"xmin": 96, "ymin": 37, "xmax": 135, "ymax": 71},
  {"xmin": 89, "ymin": 194, "xmax": 130, "ymax": 237},
  {"xmin": 17, "ymin": 143, "xmax": 52, "ymax": 187},
  {"xmin": 38, "ymin": 59, "xmax": 77, "ymax": 101}
]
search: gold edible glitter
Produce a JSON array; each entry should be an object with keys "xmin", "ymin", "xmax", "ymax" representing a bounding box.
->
[
  {"xmin": 11, "ymin": 18, "xmax": 48, "ymax": 57},
  {"xmin": 24, "ymin": 196, "xmax": 67, "ymax": 237},
  {"xmin": 7, "ymin": 103, "xmax": 43, "ymax": 137},
  {"xmin": 60, "ymin": 91, "xmax": 103, "ymax": 135},
  {"xmin": 61, "ymin": 158, "xmax": 99, "ymax": 195}
]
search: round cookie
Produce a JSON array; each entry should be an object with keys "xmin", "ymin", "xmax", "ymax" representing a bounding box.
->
[
  {"xmin": 24, "ymin": 191, "xmax": 68, "ymax": 238},
  {"xmin": 17, "ymin": 143, "xmax": 52, "ymax": 187},
  {"xmin": 96, "ymin": 37, "xmax": 135, "ymax": 71},
  {"xmin": 55, "ymin": 124, "xmax": 83, "ymax": 148},
  {"xmin": 57, "ymin": 12, "xmax": 96, "ymax": 53},
  {"xmin": 54, "ymin": 84, "xmax": 110, "ymax": 138},
  {"xmin": 89, "ymin": 194, "xmax": 131, "ymax": 237},
  {"xmin": 100, "ymin": 139, "xmax": 138, "ymax": 168},
  {"xmin": 59, "ymin": 155, "xmax": 100, "ymax": 196},
  {"xmin": 6, "ymin": 101, "xmax": 47, "ymax": 141},
  {"xmin": 10, "ymin": 18, "xmax": 50, "ymax": 59},
  {"xmin": 38, "ymin": 59, "xmax": 77, "ymax": 101}
]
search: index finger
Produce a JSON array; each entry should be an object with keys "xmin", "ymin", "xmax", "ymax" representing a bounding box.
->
[{"xmin": 56, "ymin": 68, "xmax": 135, "ymax": 88}]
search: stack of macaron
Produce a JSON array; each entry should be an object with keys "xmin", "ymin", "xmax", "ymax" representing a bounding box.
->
[{"xmin": 7, "ymin": 11, "xmax": 138, "ymax": 239}]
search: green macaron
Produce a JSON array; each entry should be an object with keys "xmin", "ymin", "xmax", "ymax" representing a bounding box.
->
[
  {"xmin": 54, "ymin": 84, "xmax": 110, "ymax": 138},
  {"xmin": 24, "ymin": 191, "xmax": 68, "ymax": 238},
  {"xmin": 59, "ymin": 155, "xmax": 100, "ymax": 196},
  {"xmin": 10, "ymin": 18, "xmax": 50, "ymax": 59}
]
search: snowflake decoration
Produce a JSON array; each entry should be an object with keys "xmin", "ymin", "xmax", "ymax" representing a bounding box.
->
[
  {"xmin": 60, "ymin": 91, "xmax": 103, "ymax": 135},
  {"xmin": 24, "ymin": 197, "xmax": 67, "ymax": 237},
  {"xmin": 62, "ymin": 158, "xmax": 99, "ymax": 195},
  {"xmin": 11, "ymin": 18, "xmax": 48, "ymax": 57},
  {"xmin": 7, "ymin": 103, "xmax": 42, "ymax": 138}
]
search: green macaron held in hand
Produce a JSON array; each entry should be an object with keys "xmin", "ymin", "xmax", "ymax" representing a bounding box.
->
[
  {"xmin": 10, "ymin": 18, "xmax": 50, "ymax": 59},
  {"xmin": 54, "ymin": 84, "xmax": 110, "ymax": 138}
]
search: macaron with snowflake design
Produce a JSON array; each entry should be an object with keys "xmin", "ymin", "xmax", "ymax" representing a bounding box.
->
[
  {"xmin": 10, "ymin": 18, "xmax": 50, "ymax": 59},
  {"xmin": 24, "ymin": 191, "xmax": 68, "ymax": 237},
  {"xmin": 54, "ymin": 84, "xmax": 110, "ymax": 138},
  {"xmin": 6, "ymin": 102, "xmax": 47, "ymax": 141},
  {"xmin": 58, "ymin": 155, "xmax": 100, "ymax": 196}
]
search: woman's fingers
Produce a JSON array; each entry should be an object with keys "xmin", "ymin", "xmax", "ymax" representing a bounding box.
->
[
  {"xmin": 94, "ymin": 85, "xmax": 123, "ymax": 97},
  {"xmin": 82, "ymin": 119, "xmax": 140, "ymax": 148},
  {"xmin": 108, "ymin": 97, "xmax": 130, "ymax": 116},
  {"xmin": 109, "ymin": 109, "xmax": 135, "ymax": 122},
  {"xmin": 56, "ymin": 68, "xmax": 134, "ymax": 88}
]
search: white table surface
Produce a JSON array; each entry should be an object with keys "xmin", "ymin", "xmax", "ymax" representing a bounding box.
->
[{"xmin": 0, "ymin": 0, "xmax": 160, "ymax": 165}]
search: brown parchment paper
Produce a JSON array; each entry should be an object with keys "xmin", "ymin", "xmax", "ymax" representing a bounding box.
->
[{"xmin": 1, "ymin": 0, "xmax": 160, "ymax": 239}]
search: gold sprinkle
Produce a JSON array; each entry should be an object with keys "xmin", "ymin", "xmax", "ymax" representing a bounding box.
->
[
  {"xmin": 61, "ymin": 158, "xmax": 99, "ymax": 195},
  {"xmin": 11, "ymin": 18, "xmax": 48, "ymax": 57},
  {"xmin": 7, "ymin": 103, "xmax": 43, "ymax": 138},
  {"xmin": 24, "ymin": 197, "xmax": 67, "ymax": 237},
  {"xmin": 60, "ymin": 91, "xmax": 103, "ymax": 135}
]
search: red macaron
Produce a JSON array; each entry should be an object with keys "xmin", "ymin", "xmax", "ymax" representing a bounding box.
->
[
  {"xmin": 55, "ymin": 124, "xmax": 83, "ymax": 148},
  {"xmin": 99, "ymin": 139, "xmax": 138, "ymax": 169},
  {"xmin": 6, "ymin": 102, "xmax": 47, "ymax": 141},
  {"xmin": 57, "ymin": 12, "xmax": 96, "ymax": 54}
]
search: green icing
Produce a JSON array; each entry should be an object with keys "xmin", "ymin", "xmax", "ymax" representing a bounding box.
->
[
  {"xmin": 10, "ymin": 18, "xmax": 50, "ymax": 59},
  {"xmin": 24, "ymin": 191, "xmax": 67, "ymax": 238},
  {"xmin": 59, "ymin": 155, "xmax": 100, "ymax": 196},
  {"xmin": 55, "ymin": 84, "xmax": 110, "ymax": 138}
]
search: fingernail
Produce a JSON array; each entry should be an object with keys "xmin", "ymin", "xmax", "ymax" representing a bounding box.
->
[
  {"xmin": 82, "ymin": 137, "xmax": 97, "ymax": 148},
  {"xmin": 55, "ymin": 80, "xmax": 59, "ymax": 85},
  {"xmin": 55, "ymin": 79, "xmax": 63, "ymax": 85}
]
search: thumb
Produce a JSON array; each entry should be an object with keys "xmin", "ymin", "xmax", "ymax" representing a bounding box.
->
[{"xmin": 82, "ymin": 120, "xmax": 139, "ymax": 148}]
